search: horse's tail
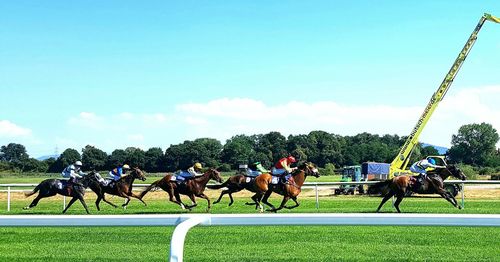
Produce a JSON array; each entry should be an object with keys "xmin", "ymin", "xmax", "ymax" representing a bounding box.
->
[
  {"xmin": 25, "ymin": 184, "xmax": 40, "ymax": 197},
  {"xmin": 139, "ymin": 180, "xmax": 161, "ymax": 199},
  {"xmin": 368, "ymin": 179, "xmax": 392, "ymax": 196},
  {"xmin": 207, "ymin": 179, "xmax": 229, "ymax": 189}
]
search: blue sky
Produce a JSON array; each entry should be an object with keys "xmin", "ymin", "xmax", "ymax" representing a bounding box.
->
[{"xmin": 1, "ymin": 1, "xmax": 499, "ymax": 157}]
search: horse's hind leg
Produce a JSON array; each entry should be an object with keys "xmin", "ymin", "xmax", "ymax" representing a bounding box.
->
[
  {"xmin": 262, "ymin": 191, "xmax": 276, "ymax": 211},
  {"xmin": 213, "ymin": 189, "xmax": 230, "ymax": 205},
  {"xmin": 78, "ymin": 195, "xmax": 90, "ymax": 214},
  {"xmin": 284, "ymin": 196, "xmax": 300, "ymax": 209},
  {"xmin": 129, "ymin": 192, "xmax": 147, "ymax": 206},
  {"xmin": 185, "ymin": 194, "xmax": 198, "ymax": 210},
  {"xmin": 376, "ymin": 190, "xmax": 395, "ymax": 212},
  {"xmin": 271, "ymin": 196, "xmax": 290, "ymax": 213},
  {"xmin": 394, "ymin": 193, "xmax": 405, "ymax": 213},
  {"xmin": 63, "ymin": 197, "xmax": 78, "ymax": 214},
  {"xmin": 102, "ymin": 195, "xmax": 118, "ymax": 208},
  {"xmin": 24, "ymin": 192, "xmax": 56, "ymax": 210}
]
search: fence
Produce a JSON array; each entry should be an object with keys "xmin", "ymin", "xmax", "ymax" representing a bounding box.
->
[
  {"xmin": 2, "ymin": 180, "xmax": 500, "ymax": 212},
  {"xmin": 1, "ymin": 213, "xmax": 499, "ymax": 262}
]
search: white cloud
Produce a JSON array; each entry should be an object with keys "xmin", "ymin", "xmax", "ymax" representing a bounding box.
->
[
  {"xmin": 0, "ymin": 120, "xmax": 32, "ymax": 138},
  {"xmin": 176, "ymin": 86, "xmax": 500, "ymax": 148},
  {"xmin": 50, "ymin": 86, "xmax": 500, "ymax": 154}
]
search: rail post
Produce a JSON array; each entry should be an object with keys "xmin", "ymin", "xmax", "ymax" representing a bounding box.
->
[
  {"xmin": 315, "ymin": 184, "xmax": 319, "ymax": 209},
  {"xmin": 461, "ymin": 182, "xmax": 465, "ymax": 209},
  {"xmin": 63, "ymin": 196, "xmax": 66, "ymax": 210},
  {"xmin": 7, "ymin": 186, "xmax": 11, "ymax": 212},
  {"xmin": 170, "ymin": 215, "xmax": 210, "ymax": 262}
]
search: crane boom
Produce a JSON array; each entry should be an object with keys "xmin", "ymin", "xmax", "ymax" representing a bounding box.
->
[{"xmin": 389, "ymin": 13, "xmax": 499, "ymax": 177}]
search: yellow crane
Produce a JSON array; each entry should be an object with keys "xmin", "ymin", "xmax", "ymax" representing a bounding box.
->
[{"xmin": 389, "ymin": 13, "xmax": 499, "ymax": 177}]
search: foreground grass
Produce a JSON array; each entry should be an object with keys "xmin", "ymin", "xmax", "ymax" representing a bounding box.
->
[
  {"xmin": 0, "ymin": 225, "xmax": 498, "ymax": 262},
  {"xmin": 1, "ymin": 195, "xmax": 499, "ymax": 261}
]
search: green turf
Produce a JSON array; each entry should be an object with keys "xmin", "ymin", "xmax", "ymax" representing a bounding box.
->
[
  {"xmin": 0, "ymin": 195, "xmax": 499, "ymax": 261},
  {"xmin": 0, "ymin": 173, "xmax": 341, "ymax": 184}
]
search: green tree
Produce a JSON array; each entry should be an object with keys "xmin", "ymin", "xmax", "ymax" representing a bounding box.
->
[
  {"xmin": 221, "ymin": 135, "xmax": 256, "ymax": 169},
  {"xmin": 144, "ymin": 147, "xmax": 165, "ymax": 172},
  {"xmin": 82, "ymin": 145, "xmax": 108, "ymax": 171},
  {"xmin": 108, "ymin": 149, "xmax": 127, "ymax": 169},
  {"xmin": 164, "ymin": 138, "xmax": 223, "ymax": 171},
  {"xmin": 50, "ymin": 148, "xmax": 81, "ymax": 172},
  {"xmin": 449, "ymin": 123, "xmax": 499, "ymax": 166},
  {"xmin": 0, "ymin": 143, "xmax": 29, "ymax": 163},
  {"xmin": 255, "ymin": 132, "xmax": 287, "ymax": 164},
  {"xmin": 125, "ymin": 147, "xmax": 146, "ymax": 168}
]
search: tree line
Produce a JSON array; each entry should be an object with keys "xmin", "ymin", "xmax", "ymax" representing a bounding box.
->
[{"xmin": 1, "ymin": 123, "xmax": 498, "ymax": 173}]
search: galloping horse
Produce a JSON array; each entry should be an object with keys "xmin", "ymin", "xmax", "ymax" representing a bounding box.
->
[
  {"xmin": 140, "ymin": 168, "xmax": 223, "ymax": 211},
  {"xmin": 23, "ymin": 172, "xmax": 101, "ymax": 214},
  {"xmin": 88, "ymin": 167, "xmax": 147, "ymax": 210},
  {"xmin": 372, "ymin": 165, "xmax": 466, "ymax": 213},
  {"xmin": 253, "ymin": 162, "xmax": 320, "ymax": 212},
  {"xmin": 208, "ymin": 172, "xmax": 260, "ymax": 206}
]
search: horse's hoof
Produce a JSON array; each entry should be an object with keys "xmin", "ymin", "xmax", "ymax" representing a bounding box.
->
[{"xmin": 22, "ymin": 207, "xmax": 29, "ymax": 210}]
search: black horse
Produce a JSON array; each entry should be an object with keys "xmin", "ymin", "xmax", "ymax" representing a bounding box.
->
[
  {"xmin": 23, "ymin": 172, "xmax": 101, "ymax": 214},
  {"xmin": 88, "ymin": 167, "xmax": 147, "ymax": 211},
  {"xmin": 371, "ymin": 165, "xmax": 467, "ymax": 213}
]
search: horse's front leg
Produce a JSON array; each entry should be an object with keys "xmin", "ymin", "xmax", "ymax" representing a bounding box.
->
[
  {"xmin": 270, "ymin": 196, "xmax": 290, "ymax": 213},
  {"xmin": 197, "ymin": 193, "xmax": 211, "ymax": 212},
  {"xmin": 78, "ymin": 194, "xmax": 90, "ymax": 214},
  {"xmin": 376, "ymin": 190, "xmax": 396, "ymax": 213},
  {"xmin": 62, "ymin": 197, "xmax": 78, "ymax": 214},
  {"xmin": 438, "ymin": 189, "xmax": 461, "ymax": 209}
]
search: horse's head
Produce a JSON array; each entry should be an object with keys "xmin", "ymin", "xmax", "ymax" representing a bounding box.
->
[
  {"xmin": 447, "ymin": 165, "xmax": 467, "ymax": 181},
  {"xmin": 297, "ymin": 162, "xmax": 320, "ymax": 178},
  {"xmin": 130, "ymin": 167, "xmax": 147, "ymax": 181},
  {"xmin": 206, "ymin": 168, "xmax": 223, "ymax": 183},
  {"xmin": 80, "ymin": 171, "xmax": 101, "ymax": 187}
]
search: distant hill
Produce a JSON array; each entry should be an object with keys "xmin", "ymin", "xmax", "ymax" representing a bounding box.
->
[
  {"xmin": 37, "ymin": 154, "xmax": 60, "ymax": 161},
  {"xmin": 421, "ymin": 143, "xmax": 448, "ymax": 155}
]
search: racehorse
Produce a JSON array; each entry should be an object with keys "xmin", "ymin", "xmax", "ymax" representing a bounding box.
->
[
  {"xmin": 23, "ymin": 172, "xmax": 101, "ymax": 214},
  {"xmin": 139, "ymin": 168, "xmax": 223, "ymax": 211},
  {"xmin": 253, "ymin": 162, "xmax": 320, "ymax": 212},
  {"xmin": 372, "ymin": 165, "xmax": 467, "ymax": 213},
  {"xmin": 208, "ymin": 172, "xmax": 261, "ymax": 206},
  {"xmin": 88, "ymin": 167, "xmax": 147, "ymax": 210}
]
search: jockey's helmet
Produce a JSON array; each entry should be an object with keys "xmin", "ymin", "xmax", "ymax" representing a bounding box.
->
[
  {"xmin": 123, "ymin": 164, "xmax": 130, "ymax": 170},
  {"xmin": 194, "ymin": 162, "xmax": 203, "ymax": 170},
  {"xmin": 427, "ymin": 158, "xmax": 436, "ymax": 165},
  {"xmin": 287, "ymin": 156, "xmax": 297, "ymax": 163},
  {"xmin": 74, "ymin": 161, "xmax": 82, "ymax": 166}
]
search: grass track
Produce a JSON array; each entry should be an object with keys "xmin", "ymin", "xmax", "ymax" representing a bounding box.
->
[{"xmin": 0, "ymin": 196, "xmax": 499, "ymax": 261}]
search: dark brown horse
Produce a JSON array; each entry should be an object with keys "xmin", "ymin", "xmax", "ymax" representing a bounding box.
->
[
  {"xmin": 140, "ymin": 168, "xmax": 223, "ymax": 211},
  {"xmin": 23, "ymin": 172, "xmax": 101, "ymax": 214},
  {"xmin": 208, "ymin": 172, "xmax": 260, "ymax": 206},
  {"xmin": 373, "ymin": 165, "xmax": 466, "ymax": 213},
  {"xmin": 253, "ymin": 162, "xmax": 320, "ymax": 212},
  {"xmin": 89, "ymin": 167, "xmax": 147, "ymax": 210}
]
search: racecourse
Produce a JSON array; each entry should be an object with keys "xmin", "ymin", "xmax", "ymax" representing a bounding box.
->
[{"xmin": 0, "ymin": 190, "xmax": 499, "ymax": 261}]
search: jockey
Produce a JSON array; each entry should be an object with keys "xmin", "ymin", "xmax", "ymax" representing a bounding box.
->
[
  {"xmin": 176, "ymin": 162, "xmax": 203, "ymax": 182},
  {"xmin": 271, "ymin": 156, "xmax": 297, "ymax": 183},
  {"xmin": 108, "ymin": 164, "xmax": 131, "ymax": 181},
  {"xmin": 61, "ymin": 161, "xmax": 86, "ymax": 182},
  {"xmin": 246, "ymin": 162, "xmax": 270, "ymax": 177},
  {"xmin": 410, "ymin": 157, "xmax": 445, "ymax": 180}
]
